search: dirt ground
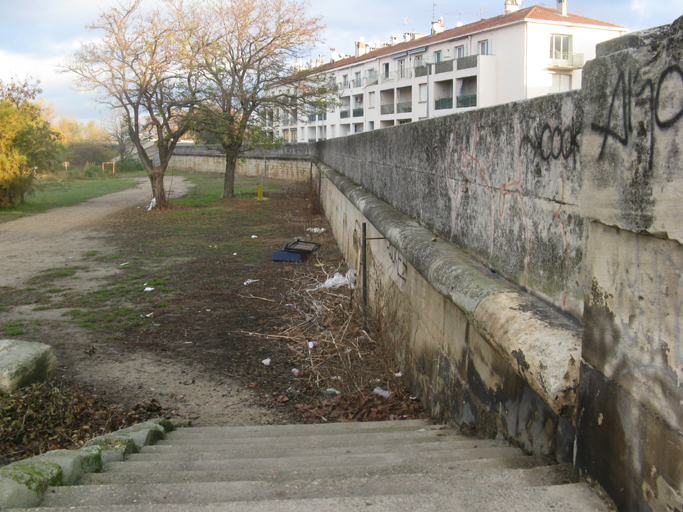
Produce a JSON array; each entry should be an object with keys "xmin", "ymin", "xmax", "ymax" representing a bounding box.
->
[{"xmin": 0, "ymin": 175, "xmax": 425, "ymax": 436}]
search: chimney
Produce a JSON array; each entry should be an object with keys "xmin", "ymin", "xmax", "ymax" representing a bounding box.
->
[
  {"xmin": 557, "ymin": 0, "xmax": 567, "ymax": 15},
  {"xmin": 355, "ymin": 38, "xmax": 367, "ymax": 57},
  {"xmin": 431, "ymin": 16, "xmax": 445, "ymax": 35},
  {"xmin": 504, "ymin": 0, "xmax": 522, "ymax": 14}
]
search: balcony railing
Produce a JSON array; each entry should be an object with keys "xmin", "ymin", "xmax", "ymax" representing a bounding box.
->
[
  {"xmin": 381, "ymin": 72, "xmax": 393, "ymax": 83},
  {"xmin": 366, "ymin": 76, "xmax": 379, "ymax": 86},
  {"xmin": 549, "ymin": 52, "xmax": 584, "ymax": 69},
  {"xmin": 435, "ymin": 97, "xmax": 453, "ymax": 110},
  {"xmin": 457, "ymin": 55, "xmax": 478, "ymax": 70},
  {"xmin": 380, "ymin": 104, "xmax": 395, "ymax": 115},
  {"xmin": 414, "ymin": 65, "xmax": 429, "ymax": 77},
  {"xmin": 352, "ymin": 78, "xmax": 362, "ymax": 88},
  {"xmin": 456, "ymin": 94, "xmax": 477, "ymax": 108},
  {"xmin": 340, "ymin": 109, "xmax": 350, "ymax": 119},
  {"xmin": 435, "ymin": 60, "xmax": 454, "ymax": 74},
  {"xmin": 353, "ymin": 107, "xmax": 364, "ymax": 117},
  {"xmin": 397, "ymin": 101, "xmax": 412, "ymax": 113}
]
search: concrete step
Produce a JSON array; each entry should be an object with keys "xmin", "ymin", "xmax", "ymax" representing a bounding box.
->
[
  {"xmin": 154, "ymin": 425, "xmax": 455, "ymax": 447},
  {"xmin": 129, "ymin": 436, "xmax": 499, "ymax": 462},
  {"xmin": 162, "ymin": 419, "xmax": 436, "ymax": 440},
  {"xmin": 96, "ymin": 445, "xmax": 525, "ymax": 475},
  {"xmin": 40, "ymin": 466, "xmax": 578, "ymax": 508},
  {"xmin": 79, "ymin": 454, "xmax": 559, "ymax": 486},
  {"xmin": 24, "ymin": 485, "xmax": 612, "ymax": 512}
]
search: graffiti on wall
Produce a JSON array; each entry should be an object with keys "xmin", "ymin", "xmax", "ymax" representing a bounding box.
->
[
  {"xmin": 591, "ymin": 65, "xmax": 683, "ymax": 170},
  {"xmin": 386, "ymin": 243, "xmax": 408, "ymax": 282},
  {"xmin": 445, "ymin": 111, "xmax": 580, "ymax": 308}
]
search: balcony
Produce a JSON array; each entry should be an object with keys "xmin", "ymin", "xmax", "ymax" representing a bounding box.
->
[
  {"xmin": 397, "ymin": 101, "xmax": 412, "ymax": 113},
  {"xmin": 457, "ymin": 55, "xmax": 478, "ymax": 70},
  {"xmin": 366, "ymin": 76, "xmax": 379, "ymax": 86},
  {"xmin": 340, "ymin": 109, "xmax": 350, "ymax": 119},
  {"xmin": 381, "ymin": 72, "xmax": 394, "ymax": 84},
  {"xmin": 435, "ymin": 60, "xmax": 454, "ymax": 74},
  {"xmin": 456, "ymin": 95, "xmax": 477, "ymax": 108},
  {"xmin": 549, "ymin": 52, "xmax": 584, "ymax": 69},
  {"xmin": 353, "ymin": 107, "xmax": 364, "ymax": 117},
  {"xmin": 380, "ymin": 104, "xmax": 395, "ymax": 115},
  {"xmin": 435, "ymin": 97, "xmax": 453, "ymax": 110},
  {"xmin": 352, "ymin": 78, "xmax": 362, "ymax": 88}
]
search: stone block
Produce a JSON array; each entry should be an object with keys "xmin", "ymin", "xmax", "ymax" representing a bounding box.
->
[
  {"xmin": 0, "ymin": 461, "xmax": 61, "ymax": 509},
  {"xmin": 0, "ymin": 339, "xmax": 58, "ymax": 394}
]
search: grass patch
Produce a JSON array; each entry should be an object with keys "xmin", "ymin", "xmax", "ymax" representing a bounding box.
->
[
  {"xmin": 2, "ymin": 321, "xmax": 25, "ymax": 336},
  {"xmin": 0, "ymin": 178, "xmax": 141, "ymax": 223},
  {"xmin": 65, "ymin": 306, "xmax": 141, "ymax": 331}
]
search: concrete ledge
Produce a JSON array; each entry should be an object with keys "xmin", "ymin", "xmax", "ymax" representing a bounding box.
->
[
  {"xmin": 316, "ymin": 161, "xmax": 581, "ymax": 421},
  {"xmin": 0, "ymin": 339, "xmax": 58, "ymax": 394},
  {"xmin": 0, "ymin": 418, "xmax": 174, "ymax": 509}
]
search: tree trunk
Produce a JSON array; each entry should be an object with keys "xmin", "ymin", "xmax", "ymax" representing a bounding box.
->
[
  {"xmin": 149, "ymin": 170, "xmax": 168, "ymax": 208},
  {"xmin": 223, "ymin": 153, "xmax": 237, "ymax": 198}
]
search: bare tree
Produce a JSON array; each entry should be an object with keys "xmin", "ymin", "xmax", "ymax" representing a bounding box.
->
[
  {"xmin": 193, "ymin": 0, "xmax": 335, "ymax": 198},
  {"xmin": 62, "ymin": 0, "xmax": 203, "ymax": 207}
]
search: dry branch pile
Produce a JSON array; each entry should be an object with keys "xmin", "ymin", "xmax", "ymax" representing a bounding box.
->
[{"xmin": 273, "ymin": 256, "xmax": 429, "ymax": 423}]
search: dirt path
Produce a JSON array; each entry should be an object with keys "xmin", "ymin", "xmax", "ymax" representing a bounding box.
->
[
  {"xmin": 0, "ymin": 177, "xmax": 292, "ymax": 427},
  {"xmin": 0, "ymin": 177, "xmax": 191, "ymax": 288}
]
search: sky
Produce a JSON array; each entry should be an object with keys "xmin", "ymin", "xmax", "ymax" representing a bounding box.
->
[{"xmin": 0, "ymin": 0, "xmax": 681, "ymax": 125}]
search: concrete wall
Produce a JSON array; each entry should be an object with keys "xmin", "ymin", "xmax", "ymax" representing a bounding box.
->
[
  {"xmin": 576, "ymin": 18, "xmax": 683, "ymax": 512},
  {"xmin": 167, "ymin": 143, "xmax": 312, "ymax": 181},
  {"xmin": 313, "ymin": 91, "xmax": 585, "ymax": 319}
]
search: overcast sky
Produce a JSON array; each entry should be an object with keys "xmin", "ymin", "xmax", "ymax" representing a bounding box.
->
[{"xmin": 0, "ymin": 0, "xmax": 680, "ymax": 125}]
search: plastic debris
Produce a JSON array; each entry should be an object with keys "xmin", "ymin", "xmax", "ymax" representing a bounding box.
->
[
  {"xmin": 395, "ymin": 372, "xmax": 403, "ymax": 377},
  {"xmin": 233, "ymin": 253, "xmax": 237, "ymax": 256},
  {"xmin": 244, "ymin": 279, "xmax": 260, "ymax": 285},
  {"xmin": 291, "ymin": 368, "xmax": 301, "ymax": 376},
  {"xmin": 140, "ymin": 313, "xmax": 153, "ymax": 318},
  {"xmin": 307, "ymin": 269, "xmax": 357, "ymax": 291},
  {"xmin": 120, "ymin": 262, "xmax": 130, "ymax": 267},
  {"xmin": 251, "ymin": 235, "xmax": 258, "ymax": 238},
  {"xmin": 209, "ymin": 245, "xmax": 217, "ymax": 249},
  {"xmin": 320, "ymin": 388, "xmax": 341, "ymax": 396},
  {"xmin": 143, "ymin": 287, "xmax": 154, "ymax": 292},
  {"xmin": 226, "ymin": 387, "xmax": 232, "ymax": 392},
  {"xmin": 306, "ymin": 227, "xmax": 326, "ymax": 234},
  {"xmin": 262, "ymin": 358, "xmax": 271, "ymax": 366},
  {"xmin": 373, "ymin": 387, "xmax": 393, "ymax": 399},
  {"xmin": 147, "ymin": 197, "xmax": 157, "ymax": 211},
  {"xmin": 308, "ymin": 340, "xmax": 319, "ymax": 349}
]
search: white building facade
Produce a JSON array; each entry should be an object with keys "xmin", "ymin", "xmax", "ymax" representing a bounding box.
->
[{"xmin": 271, "ymin": 1, "xmax": 624, "ymax": 142}]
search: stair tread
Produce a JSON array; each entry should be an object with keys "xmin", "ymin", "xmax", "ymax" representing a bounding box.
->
[
  {"xmin": 29, "ymin": 483, "xmax": 609, "ymax": 512},
  {"xmin": 42, "ymin": 468, "xmax": 578, "ymax": 508},
  {"xmin": 79, "ymin": 455, "xmax": 561, "ymax": 486}
]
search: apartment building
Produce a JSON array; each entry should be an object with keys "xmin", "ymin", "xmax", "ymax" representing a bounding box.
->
[{"xmin": 271, "ymin": 0, "xmax": 625, "ymax": 142}]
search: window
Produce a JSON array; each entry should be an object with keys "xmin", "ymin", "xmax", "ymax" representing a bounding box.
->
[
  {"xmin": 550, "ymin": 34, "xmax": 572, "ymax": 60},
  {"xmin": 354, "ymin": 71, "xmax": 361, "ymax": 87},
  {"xmin": 398, "ymin": 59, "xmax": 406, "ymax": 78},
  {"xmin": 290, "ymin": 128, "xmax": 297, "ymax": 141},
  {"xmin": 455, "ymin": 45, "xmax": 466, "ymax": 58},
  {"xmin": 419, "ymin": 83, "xmax": 428, "ymax": 102},
  {"xmin": 282, "ymin": 129, "xmax": 289, "ymax": 142},
  {"xmin": 551, "ymin": 73, "xmax": 572, "ymax": 93},
  {"xmin": 414, "ymin": 55, "xmax": 423, "ymax": 67},
  {"xmin": 478, "ymin": 40, "xmax": 490, "ymax": 55},
  {"xmin": 433, "ymin": 50, "xmax": 442, "ymax": 63},
  {"xmin": 368, "ymin": 91, "xmax": 375, "ymax": 108},
  {"xmin": 342, "ymin": 74, "xmax": 348, "ymax": 88},
  {"xmin": 383, "ymin": 63, "xmax": 390, "ymax": 78},
  {"xmin": 368, "ymin": 121, "xmax": 375, "ymax": 131}
]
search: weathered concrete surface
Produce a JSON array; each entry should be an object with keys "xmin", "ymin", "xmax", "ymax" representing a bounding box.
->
[
  {"xmin": 318, "ymin": 161, "xmax": 580, "ymax": 461},
  {"xmin": 168, "ymin": 143, "xmax": 313, "ymax": 181},
  {"xmin": 577, "ymin": 17, "xmax": 683, "ymax": 512},
  {"xmin": 581, "ymin": 17, "xmax": 683, "ymax": 243},
  {"xmin": 313, "ymin": 93, "xmax": 585, "ymax": 319},
  {"xmin": 0, "ymin": 339, "xmax": 58, "ymax": 394}
]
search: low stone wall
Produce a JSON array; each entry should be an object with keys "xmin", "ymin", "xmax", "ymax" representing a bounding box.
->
[
  {"xmin": 167, "ymin": 144, "xmax": 313, "ymax": 182},
  {"xmin": 316, "ymin": 160, "xmax": 581, "ymax": 461}
]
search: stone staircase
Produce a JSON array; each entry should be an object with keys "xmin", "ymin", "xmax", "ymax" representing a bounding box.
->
[{"xmin": 15, "ymin": 419, "xmax": 611, "ymax": 511}]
